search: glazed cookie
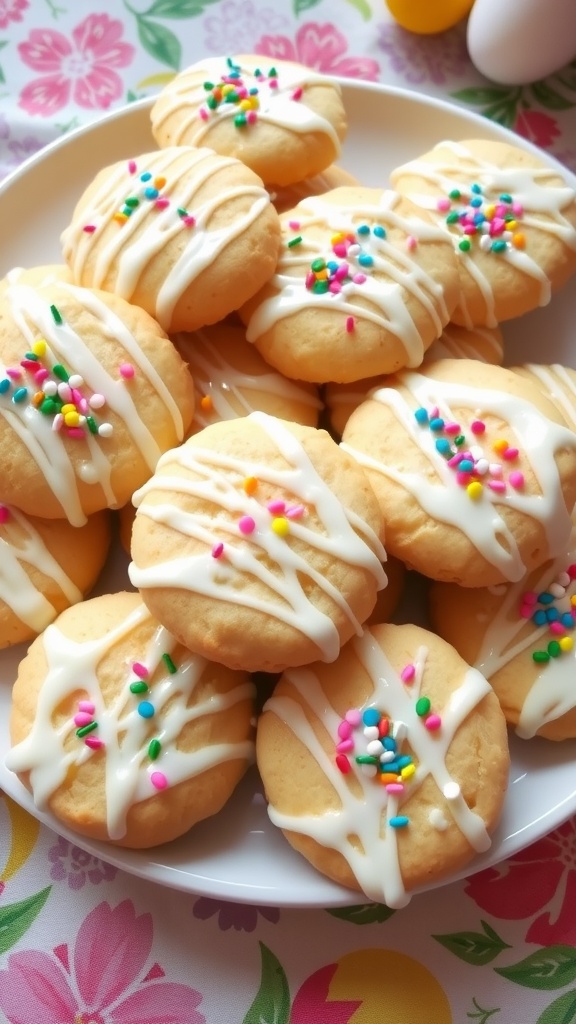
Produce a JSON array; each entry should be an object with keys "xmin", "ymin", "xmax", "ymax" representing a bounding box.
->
[
  {"xmin": 241, "ymin": 187, "xmax": 460, "ymax": 384},
  {"xmin": 61, "ymin": 147, "xmax": 281, "ymax": 334},
  {"xmin": 430, "ymin": 514, "xmax": 576, "ymax": 740},
  {"xmin": 172, "ymin": 322, "xmax": 322, "ymax": 434},
  {"xmin": 256, "ymin": 622, "xmax": 509, "ymax": 907},
  {"xmin": 0, "ymin": 503, "xmax": 110, "ymax": 649},
  {"xmin": 129, "ymin": 412, "xmax": 387, "ymax": 673},
  {"xmin": 510, "ymin": 363, "xmax": 576, "ymax": 431},
  {"xmin": 7, "ymin": 592, "xmax": 255, "ymax": 848},
  {"xmin": 324, "ymin": 322, "xmax": 504, "ymax": 436},
  {"xmin": 150, "ymin": 55, "xmax": 347, "ymax": 187},
  {"xmin": 0, "ymin": 267, "xmax": 195, "ymax": 524},
  {"xmin": 390, "ymin": 139, "xmax": 576, "ymax": 327},
  {"xmin": 270, "ymin": 164, "xmax": 359, "ymax": 215},
  {"xmin": 341, "ymin": 359, "xmax": 576, "ymax": 587}
]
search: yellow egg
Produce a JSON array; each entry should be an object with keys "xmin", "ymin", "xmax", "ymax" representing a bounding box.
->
[
  {"xmin": 386, "ymin": 0, "xmax": 474, "ymax": 34},
  {"xmin": 328, "ymin": 949, "xmax": 452, "ymax": 1023}
]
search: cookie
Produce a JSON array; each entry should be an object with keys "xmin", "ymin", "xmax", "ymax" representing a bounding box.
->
[
  {"xmin": 324, "ymin": 321, "xmax": 504, "ymax": 436},
  {"xmin": 129, "ymin": 412, "xmax": 387, "ymax": 673},
  {"xmin": 430, "ymin": 513, "xmax": 576, "ymax": 740},
  {"xmin": 0, "ymin": 267, "xmax": 195, "ymax": 524},
  {"xmin": 256, "ymin": 621, "xmax": 509, "ymax": 906},
  {"xmin": 390, "ymin": 139, "xmax": 576, "ymax": 327},
  {"xmin": 7, "ymin": 591, "xmax": 255, "ymax": 848},
  {"xmin": 61, "ymin": 147, "xmax": 281, "ymax": 334},
  {"xmin": 510, "ymin": 363, "xmax": 576, "ymax": 431},
  {"xmin": 341, "ymin": 359, "xmax": 576, "ymax": 587},
  {"xmin": 0, "ymin": 503, "xmax": 110, "ymax": 649},
  {"xmin": 241, "ymin": 186, "xmax": 460, "ymax": 383},
  {"xmin": 172, "ymin": 321, "xmax": 322, "ymax": 433},
  {"xmin": 150, "ymin": 55, "xmax": 347, "ymax": 187},
  {"xmin": 270, "ymin": 164, "xmax": 359, "ymax": 214}
]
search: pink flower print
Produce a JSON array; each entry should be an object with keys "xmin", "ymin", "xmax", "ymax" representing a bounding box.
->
[
  {"xmin": 193, "ymin": 896, "xmax": 280, "ymax": 931},
  {"xmin": 256, "ymin": 22, "xmax": 380, "ymax": 82},
  {"xmin": 204, "ymin": 0, "xmax": 289, "ymax": 55},
  {"xmin": 18, "ymin": 14, "xmax": 135, "ymax": 117},
  {"xmin": 377, "ymin": 21, "xmax": 469, "ymax": 85},
  {"xmin": 0, "ymin": 900, "xmax": 205, "ymax": 1024},
  {"xmin": 465, "ymin": 818, "xmax": 576, "ymax": 945},
  {"xmin": 514, "ymin": 110, "xmax": 561, "ymax": 149},
  {"xmin": 0, "ymin": 0, "xmax": 28, "ymax": 30},
  {"xmin": 48, "ymin": 836, "xmax": 117, "ymax": 889}
]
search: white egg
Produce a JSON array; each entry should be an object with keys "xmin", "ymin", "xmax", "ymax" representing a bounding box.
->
[{"xmin": 467, "ymin": 0, "xmax": 576, "ymax": 85}]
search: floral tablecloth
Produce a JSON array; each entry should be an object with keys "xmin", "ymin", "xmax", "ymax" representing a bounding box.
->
[{"xmin": 1, "ymin": 2, "xmax": 576, "ymax": 1023}]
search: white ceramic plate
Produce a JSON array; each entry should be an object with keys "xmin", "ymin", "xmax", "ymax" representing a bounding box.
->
[{"xmin": 1, "ymin": 81, "xmax": 576, "ymax": 908}]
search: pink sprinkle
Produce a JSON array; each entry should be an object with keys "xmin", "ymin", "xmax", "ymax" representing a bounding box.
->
[
  {"xmin": 267, "ymin": 499, "xmax": 285, "ymax": 514},
  {"xmin": 52, "ymin": 413, "xmax": 64, "ymax": 432},
  {"xmin": 183, "ymin": 215, "xmax": 196, "ymax": 227},
  {"xmin": 550, "ymin": 621, "xmax": 566, "ymax": 636},
  {"xmin": 85, "ymin": 736, "xmax": 104, "ymax": 750},
  {"xmin": 352, "ymin": 273, "xmax": 366, "ymax": 284},
  {"xmin": 269, "ymin": 78, "xmax": 278, "ymax": 89},
  {"xmin": 401, "ymin": 664, "xmax": 415, "ymax": 683},
  {"xmin": 286, "ymin": 504, "xmax": 304, "ymax": 519},
  {"xmin": 385, "ymin": 783, "xmax": 404, "ymax": 794},
  {"xmin": 329, "ymin": 280, "xmax": 341, "ymax": 294},
  {"xmin": 425, "ymin": 714, "xmax": 442, "ymax": 731},
  {"xmin": 128, "ymin": 159, "xmax": 137, "ymax": 174},
  {"xmin": 522, "ymin": 591, "xmax": 538, "ymax": 606},
  {"xmin": 305, "ymin": 271, "xmax": 315, "ymax": 289},
  {"xmin": 333, "ymin": 242, "xmax": 347, "ymax": 258},
  {"xmin": 83, "ymin": 224, "xmax": 97, "ymax": 234},
  {"xmin": 20, "ymin": 358, "xmax": 40, "ymax": 371},
  {"xmin": 34, "ymin": 368, "xmax": 49, "ymax": 383},
  {"xmin": 0, "ymin": 505, "xmax": 10, "ymax": 524},
  {"xmin": 488, "ymin": 479, "xmax": 506, "ymax": 493},
  {"xmin": 346, "ymin": 316, "xmax": 355, "ymax": 333},
  {"xmin": 495, "ymin": 204, "xmax": 507, "ymax": 218},
  {"xmin": 155, "ymin": 197, "xmax": 170, "ymax": 210},
  {"xmin": 336, "ymin": 754, "xmax": 351, "ymax": 774},
  {"xmin": 246, "ymin": 110, "xmax": 258, "ymax": 125},
  {"xmin": 78, "ymin": 397, "xmax": 89, "ymax": 414},
  {"xmin": 489, "ymin": 463, "xmax": 503, "ymax": 477},
  {"xmin": 237, "ymin": 87, "xmax": 248, "ymax": 99},
  {"xmin": 406, "ymin": 235, "xmax": 417, "ymax": 250},
  {"xmin": 444, "ymin": 422, "xmax": 460, "ymax": 435},
  {"xmin": 336, "ymin": 739, "xmax": 354, "ymax": 753},
  {"xmin": 471, "ymin": 420, "xmax": 486, "ymax": 435},
  {"xmin": 199, "ymin": 107, "xmax": 209, "ymax": 121},
  {"xmin": 288, "ymin": 220, "xmax": 300, "ymax": 230},
  {"xmin": 292, "ymin": 86, "xmax": 303, "ymax": 100},
  {"xmin": 430, "ymin": 407, "xmax": 439, "ymax": 419},
  {"xmin": 6, "ymin": 368, "xmax": 21, "ymax": 380},
  {"xmin": 503, "ymin": 447, "xmax": 518, "ymax": 461},
  {"xmin": 77, "ymin": 700, "xmax": 95, "ymax": 714},
  {"xmin": 132, "ymin": 662, "xmax": 149, "ymax": 679},
  {"xmin": 119, "ymin": 363, "xmax": 135, "ymax": 379},
  {"xmin": 69, "ymin": 388, "xmax": 82, "ymax": 407},
  {"xmin": 151, "ymin": 771, "xmax": 168, "ymax": 790},
  {"xmin": 456, "ymin": 470, "xmax": 471, "ymax": 486},
  {"xmin": 509, "ymin": 470, "xmax": 525, "ymax": 489},
  {"xmin": 519, "ymin": 604, "xmax": 534, "ymax": 619},
  {"xmin": 345, "ymin": 708, "xmax": 361, "ymax": 727},
  {"xmin": 512, "ymin": 201, "xmax": 523, "ymax": 217},
  {"xmin": 211, "ymin": 541, "xmax": 224, "ymax": 559},
  {"xmin": 489, "ymin": 217, "xmax": 506, "ymax": 236},
  {"xmin": 437, "ymin": 198, "xmax": 451, "ymax": 212},
  {"xmin": 447, "ymin": 452, "xmax": 464, "ymax": 467},
  {"xmin": 338, "ymin": 720, "xmax": 352, "ymax": 739},
  {"xmin": 67, "ymin": 427, "xmax": 85, "ymax": 439},
  {"xmin": 239, "ymin": 515, "xmax": 256, "ymax": 535},
  {"xmin": 335, "ymin": 263, "xmax": 349, "ymax": 281},
  {"xmin": 463, "ymin": 225, "xmax": 477, "ymax": 236},
  {"xmin": 74, "ymin": 712, "xmax": 93, "ymax": 728},
  {"xmin": 58, "ymin": 383, "xmax": 72, "ymax": 403},
  {"xmin": 89, "ymin": 393, "xmax": 105, "ymax": 409}
]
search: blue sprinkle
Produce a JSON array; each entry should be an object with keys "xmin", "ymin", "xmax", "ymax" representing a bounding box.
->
[
  {"xmin": 357, "ymin": 224, "xmax": 370, "ymax": 235},
  {"xmin": 471, "ymin": 183, "xmax": 482, "ymax": 194},
  {"xmin": 373, "ymin": 225, "xmax": 386, "ymax": 239},
  {"xmin": 397, "ymin": 755, "xmax": 412, "ymax": 769},
  {"xmin": 249, "ymin": 87, "xmax": 259, "ymax": 95},
  {"xmin": 12, "ymin": 387, "xmax": 28, "ymax": 404},
  {"xmin": 561, "ymin": 612, "xmax": 574, "ymax": 628},
  {"xmin": 473, "ymin": 212, "xmax": 485, "ymax": 224},
  {"xmin": 538, "ymin": 592, "xmax": 554, "ymax": 605},
  {"xmin": 389, "ymin": 815, "xmax": 410, "ymax": 828},
  {"xmin": 384, "ymin": 762, "xmax": 400, "ymax": 775},
  {"xmin": 140, "ymin": 171, "xmax": 152, "ymax": 182},
  {"xmin": 459, "ymin": 459, "xmax": 474, "ymax": 473},
  {"xmin": 470, "ymin": 196, "xmax": 482, "ymax": 208},
  {"xmin": 414, "ymin": 407, "xmax": 428, "ymax": 425},
  {"xmin": 362, "ymin": 707, "xmax": 380, "ymax": 727},
  {"xmin": 138, "ymin": 700, "xmax": 155, "ymax": 719},
  {"xmin": 358, "ymin": 253, "xmax": 374, "ymax": 267},
  {"xmin": 429, "ymin": 417, "xmax": 444, "ymax": 432},
  {"xmin": 383, "ymin": 736, "xmax": 396, "ymax": 751},
  {"xmin": 546, "ymin": 607, "xmax": 560, "ymax": 622},
  {"xmin": 0, "ymin": 378, "xmax": 10, "ymax": 393},
  {"xmin": 144, "ymin": 186, "xmax": 159, "ymax": 200},
  {"xmin": 435, "ymin": 438, "xmax": 452, "ymax": 456},
  {"xmin": 532, "ymin": 609, "xmax": 547, "ymax": 627}
]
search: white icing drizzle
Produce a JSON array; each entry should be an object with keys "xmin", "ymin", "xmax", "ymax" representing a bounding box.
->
[
  {"xmin": 129, "ymin": 412, "xmax": 387, "ymax": 663},
  {"xmin": 151, "ymin": 56, "xmax": 341, "ymax": 150},
  {"xmin": 61, "ymin": 147, "xmax": 271, "ymax": 330},
  {"xmin": 263, "ymin": 632, "xmax": 492, "ymax": 908},
  {"xmin": 473, "ymin": 520, "xmax": 576, "ymax": 738},
  {"xmin": 427, "ymin": 323, "xmax": 503, "ymax": 363},
  {"xmin": 520, "ymin": 363, "xmax": 576, "ymax": 432},
  {"xmin": 176, "ymin": 328, "xmax": 321, "ymax": 430},
  {"xmin": 390, "ymin": 140, "xmax": 576, "ymax": 328},
  {"xmin": 5, "ymin": 601, "xmax": 255, "ymax": 841},
  {"xmin": 342, "ymin": 372, "xmax": 576, "ymax": 582},
  {"xmin": 245, "ymin": 191, "xmax": 453, "ymax": 368},
  {"xmin": 0, "ymin": 507, "xmax": 82, "ymax": 633},
  {"xmin": 1, "ymin": 272, "xmax": 184, "ymax": 526}
]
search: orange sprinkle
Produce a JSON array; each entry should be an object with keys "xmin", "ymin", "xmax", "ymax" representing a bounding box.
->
[
  {"xmin": 113, "ymin": 212, "xmax": 128, "ymax": 224},
  {"xmin": 32, "ymin": 391, "xmax": 44, "ymax": 406},
  {"xmin": 379, "ymin": 772, "xmax": 399, "ymax": 785},
  {"xmin": 512, "ymin": 232, "xmax": 526, "ymax": 249},
  {"xmin": 492, "ymin": 438, "xmax": 508, "ymax": 454},
  {"xmin": 243, "ymin": 475, "xmax": 258, "ymax": 495},
  {"xmin": 154, "ymin": 176, "xmax": 166, "ymax": 189},
  {"xmin": 200, "ymin": 395, "xmax": 213, "ymax": 411}
]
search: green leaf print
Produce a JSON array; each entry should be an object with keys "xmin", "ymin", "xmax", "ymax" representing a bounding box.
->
[
  {"xmin": 432, "ymin": 920, "xmax": 511, "ymax": 966},
  {"xmin": 136, "ymin": 16, "xmax": 182, "ymax": 70},
  {"xmin": 530, "ymin": 81, "xmax": 575, "ymax": 110},
  {"xmin": 0, "ymin": 887, "xmax": 52, "ymax": 954},
  {"xmin": 343, "ymin": 0, "xmax": 373, "ymax": 19},
  {"xmin": 450, "ymin": 86, "xmax": 516, "ymax": 106},
  {"xmin": 242, "ymin": 942, "xmax": 291, "ymax": 1024},
  {"xmin": 293, "ymin": 0, "xmax": 323, "ymax": 15},
  {"xmin": 537, "ymin": 989, "xmax": 576, "ymax": 1024},
  {"xmin": 480, "ymin": 101, "xmax": 518, "ymax": 129},
  {"xmin": 327, "ymin": 903, "xmax": 396, "ymax": 924},
  {"xmin": 495, "ymin": 946, "xmax": 576, "ymax": 991},
  {"xmin": 144, "ymin": 0, "xmax": 221, "ymax": 16},
  {"xmin": 467, "ymin": 996, "xmax": 501, "ymax": 1023}
]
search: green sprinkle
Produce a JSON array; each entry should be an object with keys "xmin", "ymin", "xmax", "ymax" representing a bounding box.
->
[
  {"xmin": 50, "ymin": 304, "xmax": 63, "ymax": 324},
  {"xmin": 491, "ymin": 240, "xmax": 507, "ymax": 253},
  {"xmin": 207, "ymin": 95, "xmax": 218, "ymax": 110},
  {"xmin": 225, "ymin": 90, "xmax": 239, "ymax": 103},
  {"xmin": 448, "ymin": 189, "xmax": 461, "ymax": 200},
  {"xmin": 148, "ymin": 739, "xmax": 161, "ymax": 761},
  {"xmin": 203, "ymin": 80, "xmax": 214, "ymax": 91},
  {"xmin": 52, "ymin": 363, "xmax": 69, "ymax": 383},
  {"xmin": 355, "ymin": 755, "xmax": 378, "ymax": 765},
  {"xmin": 162, "ymin": 652, "xmax": 177, "ymax": 674},
  {"xmin": 548, "ymin": 641, "xmax": 561, "ymax": 658},
  {"xmin": 76, "ymin": 721, "xmax": 98, "ymax": 737},
  {"xmin": 177, "ymin": 207, "xmax": 188, "ymax": 217},
  {"xmin": 287, "ymin": 235, "xmax": 302, "ymax": 248},
  {"xmin": 25, "ymin": 351, "xmax": 39, "ymax": 361},
  {"xmin": 532, "ymin": 650, "xmax": 550, "ymax": 663},
  {"xmin": 311, "ymin": 258, "xmax": 326, "ymax": 272},
  {"xmin": 499, "ymin": 193, "xmax": 512, "ymax": 203},
  {"xmin": 268, "ymin": 66, "xmax": 277, "ymax": 77},
  {"xmin": 458, "ymin": 239, "xmax": 471, "ymax": 252},
  {"xmin": 446, "ymin": 211, "xmax": 460, "ymax": 224},
  {"xmin": 415, "ymin": 696, "xmax": 431, "ymax": 716},
  {"xmin": 234, "ymin": 112, "xmax": 247, "ymax": 127},
  {"xmin": 130, "ymin": 680, "xmax": 149, "ymax": 694},
  {"xmin": 125, "ymin": 196, "xmax": 139, "ymax": 208},
  {"xmin": 454, "ymin": 434, "xmax": 466, "ymax": 446},
  {"xmin": 40, "ymin": 397, "xmax": 58, "ymax": 415},
  {"xmin": 312, "ymin": 280, "xmax": 329, "ymax": 294},
  {"xmin": 86, "ymin": 415, "xmax": 98, "ymax": 434}
]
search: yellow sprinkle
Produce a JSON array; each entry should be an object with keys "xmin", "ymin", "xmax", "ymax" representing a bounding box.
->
[
  {"xmin": 60, "ymin": 403, "xmax": 76, "ymax": 415},
  {"xmin": 400, "ymin": 763, "xmax": 416, "ymax": 780},
  {"xmin": 249, "ymin": 96, "xmax": 259, "ymax": 109},
  {"xmin": 559, "ymin": 636, "xmax": 573, "ymax": 652},
  {"xmin": 512, "ymin": 232, "xmax": 526, "ymax": 249},
  {"xmin": 330, "ymin": 232, "xmax": 345, "ymax": 245},
  {"xmin": 492, "ymin": 438, "xmax": 508, "ymax": 454},
  {"xmin": 243, "ymin": 475, "xmax": 258, "ymax": 495},
  {"xmin": 571, "ymin": 595, "xmax": 576, "ymax": 607},
  {"xmin": 113, "ymin": 212, "xmax": 128, "ymax": 224},
  {"xmin": 467, "ymin": 481, "xmax": 483, "ymax": 500},
  {"xmin": 64, "ymin": 411, "xmax": 80, "ymax": 427},
  {"xmin": 484, "ymin": 204, "xmax": 495, "ymax": 219},
  {"xmin": 239, "ymin": 99, "xmax": 252, "ymax": 111},
  {"xmin": 154, "ymin": 175, "xmax": 166, "ymax": 189},
  {"xmin": 200, "ymin": 395, "xmax": 213, "ymax": 411},
  {"xmin": 32, "ymin": 339, "xmax": 47, "ymax": 357},
  {"xmin": 222, "ymin": 83, "xmax": 233, "ymax": 95},
  {"xmin": 506, "ymin": 219, "xmax": 517, "ymax": 231},
  {"xmin": 271, "ymin": 516, "xmax": 289, "ymax": 537},
  {"xmin": 315, "ymin": 268, "xmax": 328, "ymax": 280}
]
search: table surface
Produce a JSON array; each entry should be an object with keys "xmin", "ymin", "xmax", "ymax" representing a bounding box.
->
[{"xmin": 1, "ymin": 3, "xmax": 576, "ymax": 1023}]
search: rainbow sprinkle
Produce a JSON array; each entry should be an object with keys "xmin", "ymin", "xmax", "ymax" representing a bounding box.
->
[
  {"xmin": 437, "ymin": 184, "xmax": 526, "ymax": 254},
  {"xmin": 520, "ymin": 563, "xmax": 576, "ymax": 663},
  {"xmin": 199, "ymin": 58, "xmax": 295, "ymax": 129}
]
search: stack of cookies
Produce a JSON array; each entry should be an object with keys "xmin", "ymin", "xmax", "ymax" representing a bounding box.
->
[{"xmin": 4, "ymin": 54, "xmax": 576, "ymax": 909}]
